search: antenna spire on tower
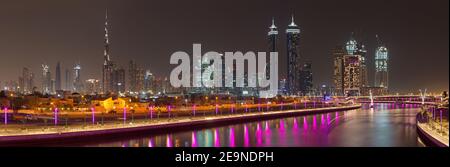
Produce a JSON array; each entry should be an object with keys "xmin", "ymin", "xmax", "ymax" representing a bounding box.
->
[{"xmin": 290, "ymin": 14, "xmax": 296, "ymax": 26}]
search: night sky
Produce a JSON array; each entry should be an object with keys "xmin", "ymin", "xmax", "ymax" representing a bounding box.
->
[{"xmin": 0, "ymin": 0, "xmax": 448, "ymax": 93}]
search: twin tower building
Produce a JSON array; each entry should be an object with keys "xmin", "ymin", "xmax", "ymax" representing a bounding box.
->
[
  {"xmin": 333, "ymin": 34, "xmax": 389, "ymax": 96},
  {"xmin": 270, "ymin": 15, "xmax": 389, "ymax": 97},
  {"xmin": 269, "ymin": 16, "xmax": 313, "ymax": 96}
]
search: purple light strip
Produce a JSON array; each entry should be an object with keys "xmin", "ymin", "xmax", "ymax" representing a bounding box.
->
[
  {"xmin": 54, "ymin": 108, "xmax": 58, "ymax": 125},
  {"xmin": 215, "ymin": 104, "xmax": 218, "ymax": 115},
  {"xmin": 150, "ymin": 106, "xmax": 154, "ymax": 119},
  {"xmin": 4, "ymin": 107, "xmax": 7, "ymax": 125},
  {"xmin": 91, "ymin": 107, "xmax": 95, "ymax": 125},
  {"xmin": 168, "ymin": 105, "xmax": 171, "ymax": 118},
  {"xmin": 123, "ymin": 107, "xmax": 127, "ymax": 124}
]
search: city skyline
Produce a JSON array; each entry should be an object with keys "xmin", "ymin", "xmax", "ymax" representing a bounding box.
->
[{"xmin": 0, "ymin": 0, "xmax": 448, "ymax": 94}]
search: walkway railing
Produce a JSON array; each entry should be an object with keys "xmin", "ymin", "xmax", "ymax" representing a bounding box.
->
[{"xmin": 416, "ymin": 106, "xmax": 449, "ymax": 147}]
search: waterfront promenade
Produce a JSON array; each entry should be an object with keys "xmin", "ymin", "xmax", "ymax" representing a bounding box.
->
[{"xmin": 0, "ymin": 104, "xmax": 361, "ymax": 146}]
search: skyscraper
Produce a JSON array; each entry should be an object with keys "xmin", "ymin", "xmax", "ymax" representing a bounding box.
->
[
  {"xmin": 128, "ymin": 60, "xmax": 145, "ymax": 93},
  {"xmin": 112, "ymin": 67, "xmax": 126, "ymax": 94},
  {"xmin": 144, "ymin": 70, "xmax": 154, "ymax": 93},
  {"xmin": 73, "ymin": 64, "xmax": 83, "ymax": 93},
  {"xmin": 332, "ymin": 46, "xmax": 346, "ymax": 95},
  {"xmin": 267, "ymin": 18, "xmax": 278, "ymax": 80},
  {"xmin": 65, "ymin": 68, "xmax": 71, "ymax": 91},
  {"xmin": 285, "ymin": 15, "xmax": 301, "ymax": 95},
  {"xmin": 355, "ymin": 44, "xmax": 369, "ymax": 87},
  {"xmin": 42, "ymin": 64, "xmax": 51, "ymax": 94},
  {"xmin": 55, "ymin": 61, "xmax": 61, "ymax": 91},
  {"xmin": 20, "ymin": 67, "xmax": 34, "ymax": 94},
  {"xmin": 85, "ymin": 79, "xmax": 99, "ymax": 95},
  {"xmin": 102, "ymin": 9, "xmax": 114, "ymax": 94},
  {"xmin": 375, "ymin": 35, "xmax": 389, "ymax": 89},
  {"xmin": 343, "ymin": 55, "xmax": 362, "ymax": 96},
  {"xmin": 333, "ymin": 35, "xmax": 368, "ymax": 96},
  {"xmin": 346, "ymin": 34, "xmax": 368, "ymax": 87},
  {"xmin": 299, "ymin": 62, "xmax": 313, "ymax": 95}
]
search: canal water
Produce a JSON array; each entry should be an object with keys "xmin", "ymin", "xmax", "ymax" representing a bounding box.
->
[{"xmin": 82, "ymin": 103, "xmax": 424, "ymax": 147}]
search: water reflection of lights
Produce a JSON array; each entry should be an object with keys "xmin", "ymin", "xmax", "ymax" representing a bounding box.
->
[
  {"xmin": 244, "ymin": 125, "xmax": 250, "ymax": 147},
  {"xmin": 191, "ymin": 132, "xmax": 197, "ymax": 147},
  {"xmin": 214, "ymin": 128, "xmax": 220, "ymax": 147},
  {"xmin": 229, "ymin": 127, "xmax": 235, "ymax": 147},
  {"xmin": 78, "ymin": 103, "xmax": 425, "ymax": 147},
  {"xmin": 148, "ymin": 138, "xmax": 154, "ymax": 147}
]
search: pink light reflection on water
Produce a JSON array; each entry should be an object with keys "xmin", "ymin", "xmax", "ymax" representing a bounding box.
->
[
  {"xmin": 191, "ymin": 132, "xmax": 198, "ymax": 147},
  {"xmin": 264, "ymin": 121, "xmax": 271, "ymax": 145},
  {"xmin": 278, "ymin": 119, "xmax": 287, "ymax": 145},
  {"xmin": 229, "ymin": 127, "xmax": 235, "ymax": 147},
  {"xmin": 244, "ymin": 125, "xmax": 250, "ymax": 147},
  {"xmin": 321, "ymin": 114, "xmax": 325, "ymax": 126},
  {"xmin": 265, "ymin": 121, "xmax": 270, "ymax": 131},
  {"xmin": 303, "ymin": 117, "xmax": 308, "ymax": 130},
  {"xmin": 293, "ymin": 118, "xmax": 298, "ymax": 129},
  {"xmin": 166, "ymin": 135, "xmax": 173, "ymax": 147},
  {"xmin": 256, "ymin": 123, "xmax": 262, "ymax": 146},
  {"xmin": 335, "ymin": 112, "xmax": 339, "ymax": 124},
  {"xmin": 327, "ymin": 113, "xmax": 330, "ymax": 125},
  {"xmin": 214, "ymin": 128, "xmax": 220, "ymax": 147},
  {"xmin": 148, "ymin": 138, "xmax": 154, "ymax": 147},
  {"xmin": 313, "ymin": 115, "xmax": 317, "ymax": 130},
  {"xmin": 279, "ymin": 119, "xmax": 285, "ymax": 131}
]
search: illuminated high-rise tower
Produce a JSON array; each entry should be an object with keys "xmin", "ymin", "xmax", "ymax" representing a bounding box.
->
[
  {"xmin": 356, "ymin": 44, "xmax": 368, "ymax": 87},
  {"xmin": 102, "ymin": 9, "xmax": 114, "ymax": 94},
  {"xmin": 375, "ymin": 35, "xmax": 389, "ymax": 89},
  {"xmin": 285, "ymin": 15, "xmax": 301, "ymax": 95},
  {"xmin": 42, "ymin": 64, "xmax": 51, "ymax": 94},
  {"xmin": 267, "ymin": 18, "xmax": 278, "ymax": 80},
  {"xmin": 73, "ymin": 63, "xmax": 83, "ymax": 93},
  {"xmin": 55, "ymin": 61, "xmax": 61, "ymax": 91},
  {"xmin": 128, "ymin": 60, "xmax": 145, "ymax": 93},
  {"xmin": 332, "ymin": 46, "xmax": 346, "ymax": 95},
  {"xmin": 345, "ymin": 33, "xmax": 358, "ymax": 55},
  {"xmin": 268, "ymin": 18, "xmax": 278, "ymax": 53}
]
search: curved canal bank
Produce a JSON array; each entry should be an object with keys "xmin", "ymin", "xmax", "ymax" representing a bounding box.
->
[
  {"xmin": 0, "ymin": 105, "xmax": 361, "ymax": 146},
  {"xmin": 416, "ymin": 113, "xmax": 449, "ymax": 147},
  {"xmin": 84, "ymin": 103, "xmax": 424, "ymax": 147}
]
